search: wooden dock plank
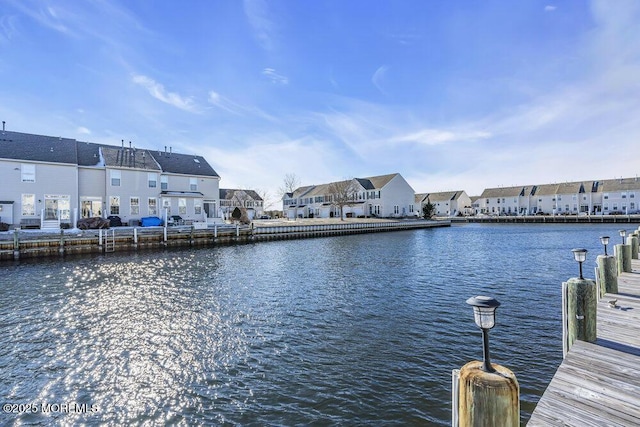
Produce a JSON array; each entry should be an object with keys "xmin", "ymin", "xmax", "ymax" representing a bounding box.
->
[{"xmin": 528, "ymin": 259, "xmax": 640, "ymax": 426}]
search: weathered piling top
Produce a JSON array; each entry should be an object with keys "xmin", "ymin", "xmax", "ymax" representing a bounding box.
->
[{"xmin": 528, "ymin": 259, "xmax": 640, "ymax": 426}]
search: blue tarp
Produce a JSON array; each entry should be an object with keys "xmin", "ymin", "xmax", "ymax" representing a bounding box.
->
[{"xmin": 141, "ymin": 216, "xmax": 163, "ymax": 227}]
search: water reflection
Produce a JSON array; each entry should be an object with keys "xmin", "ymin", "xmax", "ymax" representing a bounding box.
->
[{"xmin": 0, "ymin": 223, "xmax": 627, "ymax": 425}]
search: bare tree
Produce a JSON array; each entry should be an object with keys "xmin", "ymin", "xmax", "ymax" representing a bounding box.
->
[
  {"xmin": 327, "ymin": 178, "xmax": 359, "ymax": 221},
  {"xmin": 254, "ymin": 188, "xmax": 273, "ymax": 211},
  {"xmin": 279, "ymin": 173, "xmax": 301, "ymax": 196}
]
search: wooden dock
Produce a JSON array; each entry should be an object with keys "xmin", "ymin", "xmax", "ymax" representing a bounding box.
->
[{"xmin": 528, "ymin": 259, "xmax": 640, "ymax": 426}]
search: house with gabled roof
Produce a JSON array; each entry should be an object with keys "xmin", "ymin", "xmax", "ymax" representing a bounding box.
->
[
  {"xmin": 0, "ymin": 128, "xmax": 221, "ymax": 229},
  {"xmin": 479, "ymin": 185, "xmax": 532, "ymax": 216},
  {"xmin": 282, "ymin": 173, "xmax": 416, "ymax": 219},
  {"xmin": 599, "ymin": 178, "xmax": 640, "ymax": 214},
  {"xmin": 415, "ymin": 190, "xmax": 472, "ymax": 217},
  {"xmin": 219, "ymin": 189, "xmax": 264, "ymax": 220}
]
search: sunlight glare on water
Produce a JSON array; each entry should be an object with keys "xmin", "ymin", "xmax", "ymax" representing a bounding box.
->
[{"xmin": 0, "ymin": 223, "xmax": 630, "ymax": 425}]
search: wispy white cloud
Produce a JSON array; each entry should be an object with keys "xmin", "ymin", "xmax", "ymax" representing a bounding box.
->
[
  {"xmin": 0, "ymin": 14, "xmax": 19, "ymax": 44},
  {"xmin": 371, "ymin": 65, "xmax": 389, "ymax": 95},
  {"xmin": 262, "ymin": 68, "xmax": 289, "ymax": 85},
  {"xmin": 76, "ymin": 126, "xmax": 91, "ymax": 135},
  {"xmin": 244, "ymin": 0, "xmax": 277, "ymax": 51},
  {"xmin": 131, "ymin": 74, "xmax": 198, "ymax": 112},
  {"xmin": 391, "ymin": 128, "xmax": 492, "ymax": 146},
  {"xmin": 544, "ymin": 5, "xmax": 557, "ymax": 12},
  {"xmin": 208, "ymin": 91, "xmax": 244, "ymax": 115}
]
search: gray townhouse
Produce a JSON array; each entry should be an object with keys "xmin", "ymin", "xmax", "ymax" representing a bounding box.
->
[{"xmin": 0, "ymin": 129, "xmax": 221, "ymax": 229}]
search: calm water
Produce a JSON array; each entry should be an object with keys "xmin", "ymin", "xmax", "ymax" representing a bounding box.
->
[{"xmin": 0, "ymin": 223, "xmax": 630, "ymax": 425}]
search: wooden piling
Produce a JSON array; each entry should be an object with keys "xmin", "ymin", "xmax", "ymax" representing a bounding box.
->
[
  {"xmin": 596, "ymin": 255, "xmax": 618, "ymax": 296},
  {"xmin": 562, "ymin": 277, "xmax": 597, "ymax": 356},
  {"xmin": 458, "ymin": 361, "xmax": 519, "ymax": 427},
  {"xmin": 615, "ymin": 244, "xmax": 632, "ymax": 273},
  {"xmin": 13, "ymin": 228, "xmax": 19, "ymax": 260},
  {"xmin": 629, "ymin": 235, "xmax": 639, "ymax": 259}
]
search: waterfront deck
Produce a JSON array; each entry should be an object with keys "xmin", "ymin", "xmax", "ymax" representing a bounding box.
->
[{"xmin": 527, "ymin": 259, "xmax": 640, "ymax": 426}]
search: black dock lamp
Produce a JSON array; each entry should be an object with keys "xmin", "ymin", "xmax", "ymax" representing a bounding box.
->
[
  {"xmin": 600, "ymin": 236, "xmax": 610, "ymax": 256},
  {"xmin": 619, "ymin": 229, "xmax": 626, "ymax": 245},
  {"xmin": 466, "ymin": 296, "xmax": 501, "ymax": 373},
  {"xmin": 572, "ymin": 248, "xmax": 588, "ymax": 280}
]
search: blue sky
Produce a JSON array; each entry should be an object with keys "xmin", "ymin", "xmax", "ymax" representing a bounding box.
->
[{"xmin": 1, "ymin": 0, "xmax": 639, "ymax": 208}]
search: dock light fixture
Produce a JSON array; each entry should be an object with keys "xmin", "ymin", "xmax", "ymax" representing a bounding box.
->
[
  {"xmin": 572, "ymin": 248, "xmax": 588, "ymax": 279},
  {"xmin": 600, "ymin": 236, "xmax": 610, "ymax": 256},
  {"xmin": 466, "ymin": 296, "xmax": 500, "ymax": 373},
  {"xmin": 619, "ymin": 229, "xmax": 626, "ymax": 245}
]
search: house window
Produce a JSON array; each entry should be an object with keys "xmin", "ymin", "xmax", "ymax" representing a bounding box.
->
[
  {"xmin": 148, "ymin": 198, "xmax": 157, "ymax": 215},
  {"xmin": 110, "ymin": 170, "xmax": 121, "ymax": 187},
  {"xmin": 161, "ymin": 175, "xmax": 168, "ymax": 190},
  {"xmin": 130, "ymin": 197, "xmax": 139, "ymax": 215},
  {"xmin": 21, "ymin": 194, "xmax": 35, "ymax": 216},
  {"xmin": 194, "ymin": 199, "xmax": 202, "ymax": 215},
  {"xmin": 604, "ymin": 194, "xmax": 609, "ymax": 199},
  {"xmin": 178, "ymin": 198, "xmax": 186, "ymax": 215},
  {"xmin": 622, "ymin": 194, "xmax": 627, "ymax": 199},
  {"xmin": 631, "ymin": 202, "xmax": 636, "ymax": 210},
  {"xmin": 110, "ymin": 196, "xmax": 120, "ymax": 215},
  {"xmin": 21, "ymin": 164, "xmax": 36, "ymax": 182},
  {"xmin": 604, "ymin": 204, "xmax": 609, "ymax": 211},
  {"xmin": 190, "ymin": 178, "xmax": 197, "ymax": 191},
  {"xmin": 162, "ymin": 198, "xmax": 171, "ymax": 215},
  {"xmin": 409, "ymin": 204, "xmax": 414, "ymax": 213},
  {"xmin": 630, "ymin": 193, "xmax": 635, "ymax": 199},
  {"xmin": 148, "ymin": 173, "xmax": 157, "ymax": 188},
  {"xmin": 613, "ymin": 204, "xmax": 618, "ymax": 211},
  {"xmin": 394, "ymin": 205, "xmax": 399, "ymax": 215}
]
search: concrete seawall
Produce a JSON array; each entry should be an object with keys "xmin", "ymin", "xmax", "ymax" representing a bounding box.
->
[{"xmin": 0, "ymin": 219, "xmax": 450, "ymax": 261}]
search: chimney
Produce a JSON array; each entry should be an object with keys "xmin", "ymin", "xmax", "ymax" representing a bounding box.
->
[
  {"xmin": 169, "ymin": 146, "xmax": 172, "ymax": 155},
  {"xmin": 2, "ymin": 121, "xmax": 5, "ymax": 131},
  {"xmin": 121, "ymin": 139, "xmax": 124, "ymax": 149}
]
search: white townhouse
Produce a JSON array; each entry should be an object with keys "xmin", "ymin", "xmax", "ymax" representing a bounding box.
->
[
  {"xmin": 476, "ymin": 178, "xmax": 640, "ymax": 216},
  {"xmin": 283, "ymin": 173, "xmax": 417, "ymax": 219},
  {"xmin": 478, "ymin": 186, "xmax": 533, "ymax": 216},
  {"xmin": 415, "ymin": 190, "xmax": 472, "ymax": 217},
  {"xmin": 0, "ymin": 129, "xmax": 221, "ymax": 229},
  {"xmin": 599, "ymin": 178, "xmax": 640, "ymax": 214},
  {"xmin": 219, "ymin": 189, "xmax": 264, "ymax": 220}
]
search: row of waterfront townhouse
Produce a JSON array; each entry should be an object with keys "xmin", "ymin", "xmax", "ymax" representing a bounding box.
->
[
  {"xmin": 0, "ymin": 129, "xmax": 222, "ymax": 229},
  {"xmin": 282, "ymin": 173, "xmax": 417, "ymax": 219},
  {"xmin": 472, "ymin": 178, "xmax": 640, "ymax": 216},
  {"xmin": 415, "ymin": 191, "xmax": 472, "ymax": 217},
  {"xmin": 219, "ymin": 189, "xmax": 265, "ymax": 220}
]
